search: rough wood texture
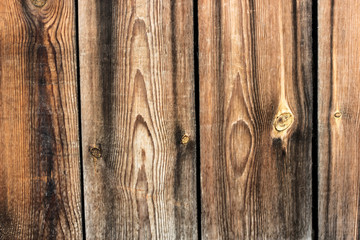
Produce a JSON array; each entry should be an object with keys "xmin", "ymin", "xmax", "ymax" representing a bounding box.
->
[
  {"xmin": 0, "ymin": 0, "xmax": 83, "ymax": 239},
  {"xmin": 79, "ymin": 0, "xmax": 197, "ymax": 239},
  {"xmin": 199, "ymin": 0, "xmax": 313, "ymax": 238},
  {"xmin": 319, "ymin": 0, "xmax": 360, "ymax": 238}
]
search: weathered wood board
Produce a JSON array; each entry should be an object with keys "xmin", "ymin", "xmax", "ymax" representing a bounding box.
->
[
  {"xmin": 78, "ymin": 0, "xmax": 198, "ymax": 239},
  {"xmin": 0, "ymin": 0, "xmax": 83, "ymax": 239},
  {"xmin": 199, "ymin": 0, "xmax": 313, "ymax": 238},
  {"xmin": 7, "ymin": 0, "xmax": 360, "ymax": 239},
  {"xmin": 318, "ymin": 0, "xmax": 360, "ymax": 238}
]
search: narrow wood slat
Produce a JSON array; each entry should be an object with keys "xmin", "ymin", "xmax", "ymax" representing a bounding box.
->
[
  {"xmin": 319, "ymin": 0, "xmax": 360, "ymax": 238},
  {"xmin": 0, "ymin": 0, "xmax": 83, "ymax": 239},
  {"xmin": 78, "ymin": 0, "xmax": 197, "ymax": 239},
  {"xmin": 199, "ymin": 0, "xmax": 313, "ymax": 238}
]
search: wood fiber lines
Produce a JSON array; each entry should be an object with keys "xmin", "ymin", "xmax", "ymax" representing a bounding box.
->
[
  {"xmin": 79, "ymin": 0, "xmax": 197, "ymax": 239},
  {"xmin": 199, "ymin": 0, "xmax": 313, "ymax": 238},
  {"xmin": 0, "ymin": 0, "xmax": 82, "ymax": 239}
]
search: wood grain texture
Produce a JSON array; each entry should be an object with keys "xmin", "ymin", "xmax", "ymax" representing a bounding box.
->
[
  {"xmin": 79, "ymin": 0, "xmax": 197, "ymax": 239},
  {"xmin": 319, "ymin": 0, "xmax": 360, "ymax": 239},
  {"xmin": 0, "ymin": 0, "xmax": 83, "ymax": 239},
  {"xmin": 199, "ymin": 0, "xmax": 313, "ymax": 238}
]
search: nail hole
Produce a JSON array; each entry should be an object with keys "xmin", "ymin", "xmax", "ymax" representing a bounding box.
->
[
  {"xmin": 89, "ymin": 146, "xmax": 102, "ymax": 158},
  {"xmin": 181, "ymin": 134, "xmax": 190, "ymax": 145}
]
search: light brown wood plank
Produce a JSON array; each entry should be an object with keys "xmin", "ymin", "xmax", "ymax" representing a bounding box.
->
[
  {"xmin": 319, "ymin": 0, "xmax": 360, "ymax": 238},
  {"xmin": 0, "ymin": 0, "xmax": 83, "ymax": 239},
  {"xmin": 78, "ymin": 0, "xmax": 197, "ymax": 239},
  {"xmin": 199, "ymin": 0, "xmax": 313, "ymax": 238}
]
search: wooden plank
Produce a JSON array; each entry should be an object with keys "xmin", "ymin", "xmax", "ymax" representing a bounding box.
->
[
  {"xmin": 199, "ymin": 0, "xmax": 313, "ymax": 238},
  {"xmin": 0, "ymin": 0, "xmax": 83, "ymax": 239},
  {"xmin": 318, "ymin": 1, "xmax": 360, "ymax": 238},
  {"xmin": 78, "ymin": 0, "xmax": 197, "ymax": 239}
]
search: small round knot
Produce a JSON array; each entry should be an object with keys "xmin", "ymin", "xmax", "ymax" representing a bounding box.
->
[
  {"xmin": 89, "ymin": 146, "xmax": 102, "ymax": 158},
  {"xmin": 274, "ymin": 112, "xmax": 294, "ymax": 132},
  {"xmin": 31, "ymin": 0, "xmax": 47, "ymax": 8},
  {"xmin": 181, "ymin": 134, "xmax": 190, "ymax": 145},
  {"xmin": 334, "ymin": 112, "xmax": 342, "ymax": 119}
]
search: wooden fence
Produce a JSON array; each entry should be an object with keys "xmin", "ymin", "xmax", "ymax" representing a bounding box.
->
[{"xmin": 0, "ymin": 0, "xmax": 358, "ymax": 239}]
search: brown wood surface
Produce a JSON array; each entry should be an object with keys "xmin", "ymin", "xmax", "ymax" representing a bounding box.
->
[
  {"xmin": 0, "ymin": 0, "xmax": 83, "ymax": 239},
  {"xmin": 7, "ymin": 0, "xmax": 360, "ymax": 238},
  {"xmin": 79, "ymin": 0, "xmax": 197, "ymax": 239},
  {"xmin": 318, "ymin": 0, "xmax": 360, "ymax": 239},
  {"xmin": 199, "ymin": 0, "xmax": 313, "ymax": 238}
]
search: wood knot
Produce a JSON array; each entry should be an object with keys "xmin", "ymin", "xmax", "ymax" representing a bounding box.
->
[
  {"xmin": 31, "ymin": 0, "xmax": 47, "ymax": 8},
  {"xmin": 334, "ymin": 111, "xmax": 342, "ymax": 119},
  {"xmin": 274, "ymin": 112, "xmax": 294, "ymax": 132},
  {"xmin": 89, "ymin": 146, "xmax": 102, "ymax": 158},
  {"xmin": 181, "ymin": 134, "xmax": 190, "ymax": 145}
]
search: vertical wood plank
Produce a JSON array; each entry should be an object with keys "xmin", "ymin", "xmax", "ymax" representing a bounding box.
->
[
  {"xmin": 319, "ymin": 0, "xmax": 360, "ymax": 238},
  {"xmin": 0, "ymin": 0, "xmax": 83, "ymax": 239},
  {"xmin": 79, "ymin": 0, "xmax": 197, "ymax": 239},
  {"xmin": 199, "ymin": 0, "xmax": 313, "ymax": 238}
]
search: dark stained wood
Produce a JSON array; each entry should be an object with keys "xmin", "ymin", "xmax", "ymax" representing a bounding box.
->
[
  {"xmin": 199, "ymin": 0, "xmax": 313, "ymax": 238},
  {"xmin": 318, "ymin": 0, "xmax": 360, "ymax": 238},
  {"xmin": 78, "ymin": 0, "xmax": 197, "ymax": 239},
  {"xmin": 0, "ymin": 0, "xmax": 83, "ymax": 239}
]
